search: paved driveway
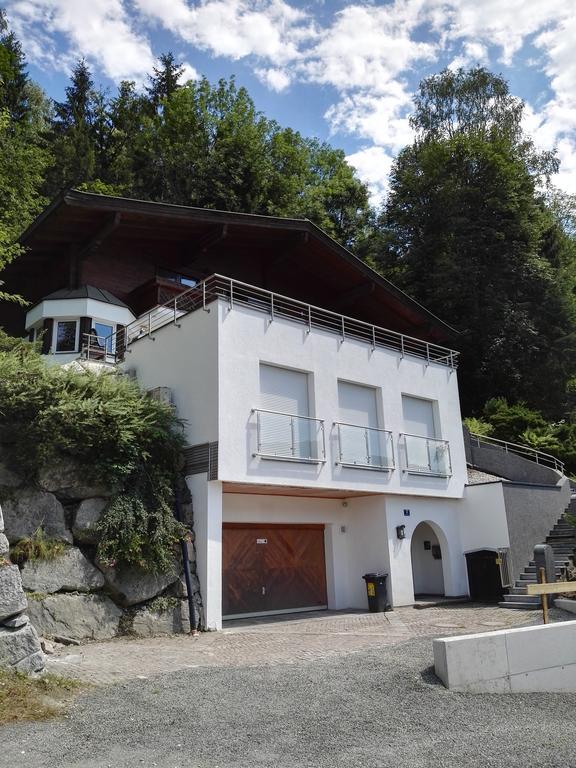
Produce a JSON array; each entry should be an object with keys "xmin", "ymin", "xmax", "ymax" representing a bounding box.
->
[
  {"xmin": 2, "ymin": 605, "xmax": 575, "ymax": 768},
  {"xmin": 45, "ymin": 603, "xmax": 551, "ymax": 685}
]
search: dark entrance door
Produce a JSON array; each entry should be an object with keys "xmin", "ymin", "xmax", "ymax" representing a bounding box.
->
[
  {"xmin": 465, "ymin": 550, "xmax": 504, "ymax": 602},
  {"xmin": 222, "ymin": 523, "xmax": 328, "ymax": 617}
]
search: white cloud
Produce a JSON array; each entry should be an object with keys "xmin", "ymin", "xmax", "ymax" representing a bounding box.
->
[
  {"xmin": 255, "ymin": 67, "xmax": 291, "ymax": 92},
  {"xmin": 7, "ymin": 0, "xmax": 156, "ymax": 82},
  {"xmin": 301, "ymin": 3, "xmax": 436, "ymax": 93},
  {"xmin": 134, "ymin": 0, "xmax": 314, "ymax": 65},
  {"xmin": 179, "ymin": 62, "xmax": 200, "ymax": 84},
  {"xmin": 326, "ymin": 88, "xmax": 413, "ymax": 151},
  {"xmin": 6, "ymin": 0, "xmax": 576, "ymax": 198},
  {"xmin": 346, "ymin": 146, "xmax": 395, "ymax": 206}
]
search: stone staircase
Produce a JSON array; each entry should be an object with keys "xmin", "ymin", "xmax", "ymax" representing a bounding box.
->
[{"xmin": 499, "ymin": 507, "xmax": 576, "ymax": 609}]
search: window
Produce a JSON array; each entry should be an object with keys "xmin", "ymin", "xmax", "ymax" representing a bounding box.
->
[
  {"xmin": 336, "ymin": 382, "xmax": 392, "ymax": 468},
  {"xmin": 157, "ymin": 268, "xmax": 197, "ymax": 288},
  {"xmin": 94, "ymin": 322, "xmax": 114, "ymax": 353},
  {"xmin": 55, "ymin": 320, "xmax": 77, "ymax": 353},
  {"xmin": 401, "ymin": 395, "xmax": 450, "ymax": 475},
  {"xmin": 256, "ymin": 364, "xmax": 322, "ymax": 461},
  {"xmin": 402, "ymin": 396, "xmax": 436, "ymax": 437}
]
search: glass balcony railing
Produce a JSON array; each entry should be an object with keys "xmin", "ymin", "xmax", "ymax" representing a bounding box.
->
[
  {"xmin": 334, "ymin": 423, "xmax": 394, "ymax": 470},
  {"xmin": 400, "ymin": 434, "xmax": 452, "ymax": 477},
  {"xmin": 252, "ymin": 409, "xmax": 326, "ymax": 463}
]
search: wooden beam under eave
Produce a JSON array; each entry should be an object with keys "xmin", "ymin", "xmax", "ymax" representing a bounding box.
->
[
  {"xmin": 69, "ymin": 212, "xmax": 122, "ymax": 288},
  {"xmin": 336, "ymin": 281, "xmax": 375, "ymax": 308},
  {"xmin": 262, "ymin": 231, "xmax": 309, "ymax": 287},
  {"xmin": 181, "ymin": 224, "xmax": 229, "ymax": 267}
]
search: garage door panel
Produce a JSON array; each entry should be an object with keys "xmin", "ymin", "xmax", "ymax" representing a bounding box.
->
[{"xmin": 223, "ymin": 524, "xmax": 327, "ymax": 617}]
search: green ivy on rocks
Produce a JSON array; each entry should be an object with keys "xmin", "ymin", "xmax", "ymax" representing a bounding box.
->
[{"xmin": 0, "ymin": 339, "xmax": 187, "ymax": 572}]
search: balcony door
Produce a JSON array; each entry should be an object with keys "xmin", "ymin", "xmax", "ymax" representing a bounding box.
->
[
  {"xmin": 259, "ymin": 364, "xmax": 311, "ymax": 459},
  {"xmin": 337, "ymin": 381, "xmax": 383, "ymax": 466},
  {"xmin": 402, "ymin": 396, "xmax": 438, "ymax": 473}
]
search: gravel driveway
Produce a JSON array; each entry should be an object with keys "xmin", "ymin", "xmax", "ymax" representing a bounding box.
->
[{"xmin": 3, "ymin": 631, "xmax": 576, "ymax": 768}]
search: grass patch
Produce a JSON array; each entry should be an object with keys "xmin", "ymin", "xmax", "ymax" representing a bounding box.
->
[
  {"xmin": 10, "ymin": 528, "xmax": 67, "ymax": 566},
  {"xmin": 0, "ymin": 669, "xmax": 85, "ymax": 725}
]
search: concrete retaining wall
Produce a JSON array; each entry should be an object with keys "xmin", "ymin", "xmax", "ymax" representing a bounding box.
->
[
  {"xmin": 463, "ymin": 428, "xmax": 563, "ymax": 485},
  {"xmin": 503, "ymin": 479, "xmax": 571, "ymax": 581},
  {"xmin": 434, "ymin": 620, "xmax": 576, "ymax": 693}
]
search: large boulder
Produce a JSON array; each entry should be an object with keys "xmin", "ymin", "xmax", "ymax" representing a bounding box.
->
[
  {"xmin": 38, "ymin": 460, "xmax": 115, "ymax": 500},
  {"xmin": 72, "ymin": 498, "xmax": 107, "ymax": 543},
  {"xmin": 20, "ymin": 547, "xmax": 105, "ymax": 594},
  {"xmin": 2, "ymin": 489, "xmax": 72, "ymax": 544},
  {"xmin": 99, "ymin": 562, "xmax": 180, "ymax": 607},
  {"xmin": 130, "ymin": 603, "xmax": 185, "ymax": 637},
  {"xmin": 0, "ymin": 533, "xmax": 9, "ymax": 557},
  {"xmin": 26, "ymin": 593, "xmax": 122, "ymax": 641},
  {"xmin": 0, "ymin": 622, "xmax": 45, "ymax": 674},
  {"xmin": 0, "ymin": 564, "xmax": 28, "ymax": 621}
]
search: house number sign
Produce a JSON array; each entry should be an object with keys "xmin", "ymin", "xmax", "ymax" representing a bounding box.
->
[{"xmin": 256, "ymin": 538, "xmax": 268, "ymax": 544}]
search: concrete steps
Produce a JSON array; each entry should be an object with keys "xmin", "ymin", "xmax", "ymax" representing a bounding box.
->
[{"xmin": 500, "ymin": 511, "xmax": 576, "ymax": 610}]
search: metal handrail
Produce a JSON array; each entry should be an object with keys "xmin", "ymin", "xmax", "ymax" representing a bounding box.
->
[
  {"xmin": 469, "ymin": 432, "xmax": 565, "ymax": 474},
  {"xmin": 252, "ymin": 408, "xmax": 326, "ymax": 463},
  {"xmin": 400, "ymin": 433, "xmax": 452, "ymax": 477},
  {"xmin": 334, "ymin": 422, "xmax": 395, "ymax": 470},
  {"xmin": 81, "ymin": 332, "xmax": 115, "ymax": 362},
  {"xmin": 88, "ymin": 274, "xmax": 459, "ymax": 369}
]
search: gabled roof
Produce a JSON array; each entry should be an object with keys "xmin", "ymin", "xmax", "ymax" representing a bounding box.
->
[{"xmin": 16, "ymin": 189, "xmax": 459, "ymax": 342}]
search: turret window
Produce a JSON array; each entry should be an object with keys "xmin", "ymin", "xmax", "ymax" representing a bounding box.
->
[{"xmin": 55, "ymin": 320, "xmax": 78, "ymax": 352}]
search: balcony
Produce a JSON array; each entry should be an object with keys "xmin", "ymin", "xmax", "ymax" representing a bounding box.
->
[
  {"xmin": 252, "ymin": 409, "xmax": 326, "ymax": 464},
  {"xmin": 334, "ymin": 423, "xmax": 394, "ymax": 471},
  {"xmin": 400, "ymin": 434, "xmax": 452, "ymax": 477},
  {"xmin": 99, "ymin": 274, "xmax": 459, "ymax": 368}
]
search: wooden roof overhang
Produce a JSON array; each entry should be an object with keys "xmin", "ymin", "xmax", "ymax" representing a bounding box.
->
[{"xmin": 15, "ymin": 190, "xmax": 458, "ymax": 342}]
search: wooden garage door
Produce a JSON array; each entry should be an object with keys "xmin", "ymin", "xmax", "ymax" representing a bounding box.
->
[{"xmin": 223, "ymin": 524, "xmax": 327, "ymax": 617}]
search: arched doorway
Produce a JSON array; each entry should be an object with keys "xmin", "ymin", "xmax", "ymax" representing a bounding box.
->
[{"xmin": 411, "ymin": 522, "xmax": 445, "ymax": 597}]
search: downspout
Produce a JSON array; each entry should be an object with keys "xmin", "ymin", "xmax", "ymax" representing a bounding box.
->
[{"xmin": 175, "ymin": 486, "xmax": 199, "ymax": 635}]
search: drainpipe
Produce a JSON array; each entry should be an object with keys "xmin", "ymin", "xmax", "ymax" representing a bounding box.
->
[{"xmin": 175, "ymin": 486, "xmax": 199, "ymax": 635}]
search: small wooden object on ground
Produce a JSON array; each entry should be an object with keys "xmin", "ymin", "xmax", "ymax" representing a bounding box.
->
[{"xmin": 526, "ymin": 575, "xmax": 576, "ymax": 624}]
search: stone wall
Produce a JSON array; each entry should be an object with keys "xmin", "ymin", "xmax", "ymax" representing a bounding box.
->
[
  {"xmin": 0, "ymin": 452, "xmax": 202, "ymax": 648},
  {"xmin": 0, "ymin": 503, "xmax": 45, "ymax": 673}
]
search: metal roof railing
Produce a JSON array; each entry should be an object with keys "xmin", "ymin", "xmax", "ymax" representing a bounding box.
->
[
  {"xmin": 469, "ymin": 432, "xmax": 565, "ymax": 474},
  {"xmin": 82, "ymin": 274, "xmax": 460, "ymax": 369}
]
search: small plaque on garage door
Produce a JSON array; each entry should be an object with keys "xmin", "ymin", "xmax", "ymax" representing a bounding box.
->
[{"xmin": 256, "ymin": 538, "xmax": 268, "ymax": 544}]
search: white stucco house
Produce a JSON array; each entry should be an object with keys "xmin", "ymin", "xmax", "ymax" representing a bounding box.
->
[{"xmin": 8, "ymin": 193, "xmax": 570, "ymax": 630}]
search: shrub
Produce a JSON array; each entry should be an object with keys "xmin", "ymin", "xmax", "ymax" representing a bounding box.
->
[
  {"xmin": 483, "ymin": 398, "xmax": 548, "ymax": 443},
  {"xmin": 96, "ymin": 493, "xmax": 186, "ymax": 573},
  {"xmin": 0, "ymin": 343, "xmax": 186, "ymax": 572},
  {"xmin": 463, "ymin": 416, "xmax": 493, "ymax": 436}
]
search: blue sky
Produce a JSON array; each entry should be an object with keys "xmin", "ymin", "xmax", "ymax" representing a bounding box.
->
[{"xmin": 5, "ymin": 0, "xmax": 576, "ymax": 203}]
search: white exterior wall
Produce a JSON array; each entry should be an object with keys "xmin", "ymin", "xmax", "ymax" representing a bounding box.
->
[
  {"xmin": 188, "ymin": 475, "xmax": 223, "ymax": 630},
  {"xmin": 25, "ymin": 297, "xmax": 136, "ymax": 330},
  {"xmin": 126, "ymin": 304, "xmax": 220, "ymax": 446},
  {"xmin": 217, "ymin": 301, "xmax": 467, "ymax": 498},
  {"xmin": 223, "ymin": 492, "xmax": 390, "ymax": 611},
  {"xmin": 459, "ymin": 482, "xmax": 509, "ymax": 554},
  {"xmin": 385, "ymin": 496, "xmax": 468, "ymax": 605}
]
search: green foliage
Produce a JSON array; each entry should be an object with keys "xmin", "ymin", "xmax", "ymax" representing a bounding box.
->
[
  {"xmin": 483, "ymin": 398, "xmax": 548, "ymax": 443},
  {"xmin": 0, "ymin": 344, "xmax": 186, "ymax": 572},
  {"xmin": 365, "ymin": 68, "xmax": 576, "ymax": 415},
  {"xmin": 39, "ymin": 64, "xmax": 371, "ymax": 247},
  {"xmin": 96, "ymin": 493, "xmax": 186, "ymax": 573},
  {"xmin": 0, "ymin": 13, "xmax": 51, "ymax": 302},
  {"xmin": 146, "ymin": 595, "xmax": 180, "ymax": 614},
  {"xmin": 463, "ymin": 416, "xmax": 493, "ymax": 437},
  {"xmin": 10, "ymin": 528, "xmax": 66, "ymax": 566},
  {"xmin": 475, "ymin": 397, "xmax": 576, "ymax": 474}
]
